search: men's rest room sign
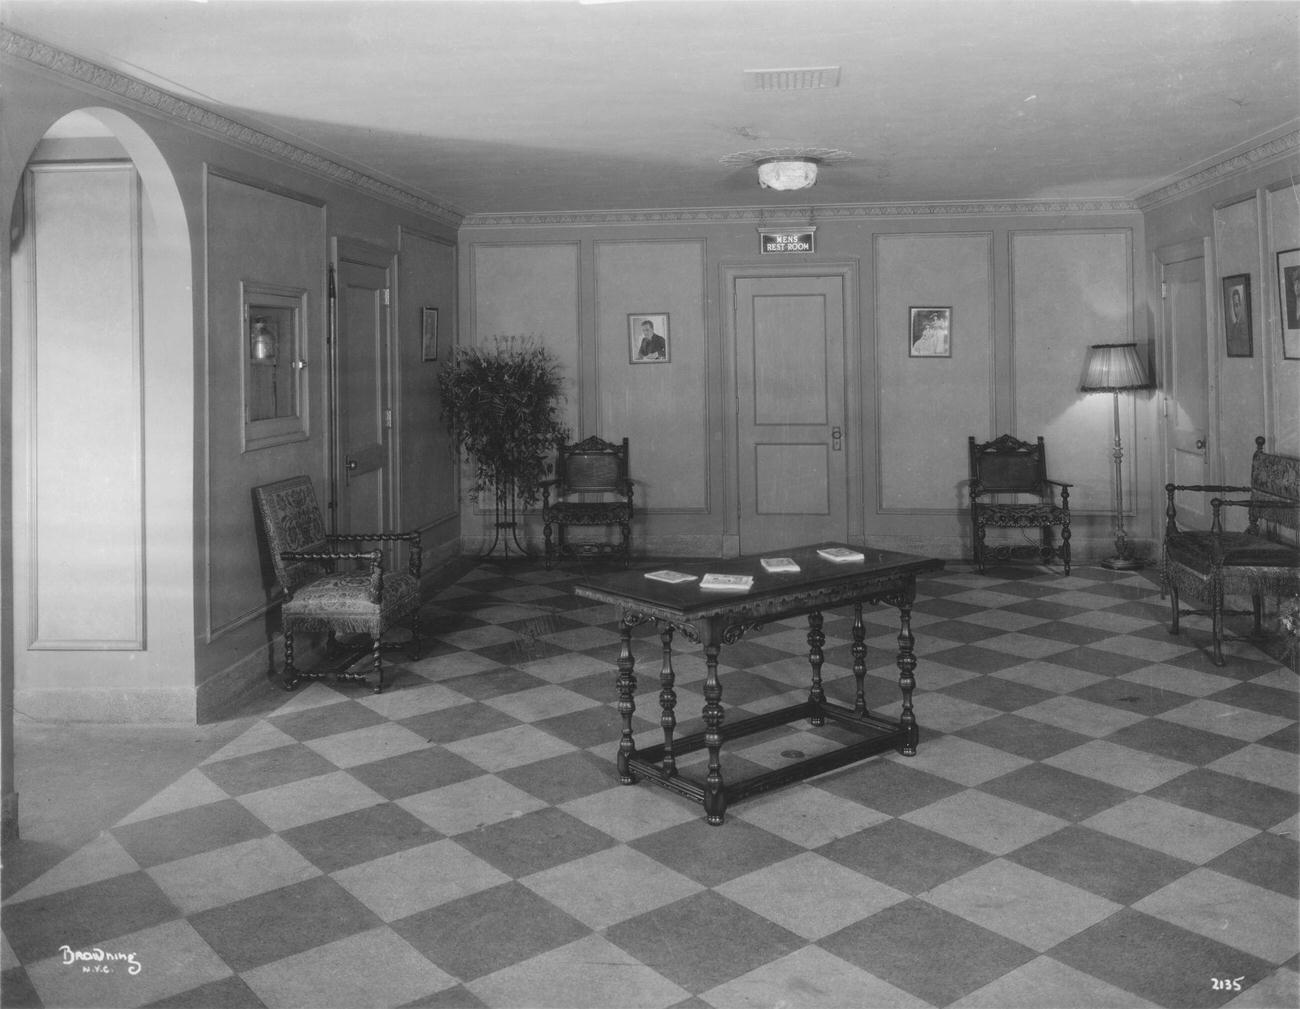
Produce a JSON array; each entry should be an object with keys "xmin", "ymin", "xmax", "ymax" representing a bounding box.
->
[{"xmin": 759, "ymin": 228, "xmax": 816, "ymax": 254}]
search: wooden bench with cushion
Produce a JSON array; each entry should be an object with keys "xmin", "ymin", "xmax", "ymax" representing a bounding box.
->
[{"xmin": 1163, "ymin": 436, "xmax": 1299, "ymax": 665}]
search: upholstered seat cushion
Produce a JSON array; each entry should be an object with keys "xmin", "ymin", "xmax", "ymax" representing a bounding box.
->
[
  {"xmin": 978, "ymin": 503, "xmax": 1066, "ymax": 524},
  {"xmin": 282, "ymin": 571, "xmax": 421, "ymax": 635},
  {"xmin": 545, "ymin": 501, "xmax": 631, "ymax": 525},
  {"xmin": 1167, "ymin": 531, "xmax": 1300, "ymax": 572}
]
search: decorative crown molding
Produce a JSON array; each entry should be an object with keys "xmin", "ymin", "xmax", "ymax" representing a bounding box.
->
[
  {"xmin": 460, "ymin": 198, "xmax": 1140, "ymax": 229},
  {"xmin": 2, "ymin": 28, "xmax": 464, "ymax": 228},
  {"xmin": 1135, "ymin": 131, "xmax": 1300, "ymax": 210}
]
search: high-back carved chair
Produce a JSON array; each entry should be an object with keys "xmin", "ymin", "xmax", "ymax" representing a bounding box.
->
[
  {"xmin": 540, "ymin": 436, "xmax": 633, "ymax": 569},
  {"xmin": 254, "ymin": 476, "xmax": 422, "ymax": 693},
  {"xmin": 969, "ymin": 434, "xmax": 1072, "ymax": 575}
]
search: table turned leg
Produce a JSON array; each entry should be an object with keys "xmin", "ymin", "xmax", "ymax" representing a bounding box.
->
[
  {"xmin": 657, "ymin": 623, "xmax": 678, "ymax": 777},
  {"xmin": 852, "ymin": 602, "xmax": 868, "ymax": 714},
  {"xmin": 806, "ymin": 609, "xmax": 826, "ymax": 726},
  {"xmin": 895, "ymin": 592, "xmax": 919, "ymax": 756},
  {"xmin": 702, "ymin": 641, "xmax": 727, "ymax": 825},
  {"xmin": 616, "ymin": 612, "xmax": 639, "ymax": 784}
]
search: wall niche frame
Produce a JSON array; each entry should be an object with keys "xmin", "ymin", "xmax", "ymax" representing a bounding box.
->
[{"xmin": 242, "ymin": 280, "xmax": 309, "ymax": 452}]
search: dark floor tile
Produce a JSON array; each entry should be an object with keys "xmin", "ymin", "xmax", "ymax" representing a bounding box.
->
[
  {"xmin": 345, "ymin": 745, "xmax": 483, "ymax": 800},
  {"xmin": 1, "ymin": 965, "xmax": 42, "ymax": 1008},
  {"xmin": 1257, "ymin": 721, "xmax": 1300, "ymax": 753},
  {"xmin": 1207, "ymin": 681, "xmax": 1300, "ymax": 719},
  {"xmin": 1020, "ymin": 620, "xmax": 1117, "ymax": 646},
  {"xmin": 111, "ymin": 798, "xmax": 270, "ymax": 868},
  {"xmin": 818, "ymin": 898, "xmax": 1036, "ymax": 1007},
  {"xmin": 1004, "ymin": 599, "xmax": 1090, "ymax": 620},
  {"xmin": 1103, "ymin": 719, "xmax": 1247, "ymax": 766},
  {"xmin": 439, "ymin": 666, "xmax": 550, "ymax": 701},
  {"xmin": 1147, "ymin": 768, "xmax": 1299, "ymax": 831},
  {"xmin": 812, "ymin": 754, "xmax": 965, "ymax": 816},
  {"xmin": 927, "ymin": 644, "xmax": 1029, "ymax": 675},
  {"xmin": 1007, "ymin": 824, "xmax": 1195, "ymax": 904},
  {"xmin": 398, "ymin": 983, "xmax": 489, "ymax": 1008},
  {"xmin": 1069, "ymin": 678, "xmax": 1197, "ymax": 716},
  {"xmin": 817, "ymin": 817, "xmax": 993, "ymax": 894},
  {"xmin": 631, "ymin": 817, "xmax": 803, "ymax": 888},
  {"xmin": 1051, "ymin": 646, "xmax": 1152, "ymax": 676},
  {"xmin": 198, "ymin": 743, "xmax": 340, "ymax": 797},
  {"xmin": 398, "ymin": 701, "xmax": 521, "ymax": 744},
  {"xmin": 912, "ymin": 597, "xmax": 985, "ymax": 619},
  {"xmin": 143, "ymin": 974, "xmax": 266, "ymax": 1008},
  {"xmin": 1206, "ymin": 830, "xmax": 1300, "ymax": 897},
  {"xmin": 188, "ymin": 876, "xmax": 380, "ymax": 973},
  {"xmin": 452, "ymin": 806, "xmax": 615, "ymax": 878},
  {"xmin": 278, "ymin": 800, "xmax": 441, "ymax": 873},
  {"xmin": 2, "ymin": 872, "xmax": 180, "ymax": 965},
  {"xmin": 605, "ymin": 890, "xmax": 803, "ymax": 993},
  {"xmin": 393, "ymin": 881, "xmax": 589, "ymax": 982},
  {"xmin": 473, "ymin": 638, "xmax": 571, "ymax": 667},
  {"xmin": 267, "ymin": 699, "xmax": 390, "ymax": 741},
  {"xmin": 1050, "ymin": 908, "xmax": 1273, "ymax": 1008},
  {"xmin": 979, "ymin": 763, "xmax": 1134, "ymax": 821},
  {"xmin": 937, "ymin": 675, "xmax": 1058, "ymax": 712},
  {"xmin": 920, "ymin": 618, "xmax": 1007, "ymax": 644},
  {"xmin": 954, "ymin": 712, "xmax": 1094, "ymax": 760},
  {"xmin": 497, "ymin": 749, "xmax": 619, "ymax": 805}
]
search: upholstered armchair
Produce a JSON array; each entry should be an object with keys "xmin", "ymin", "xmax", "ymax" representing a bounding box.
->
[{"xmin": 254, "ymin": 475, "xmax": 421, "ymax": 693}]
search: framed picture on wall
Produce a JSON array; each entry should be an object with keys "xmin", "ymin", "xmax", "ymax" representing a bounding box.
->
[
  {"xmin": 1221, "ymin": 274, "xmax": 1252, "ymax": 358},
  {"xmin": 1277, "ymin": 248, "xmax": 1300, "ymax": 360},
  {"xmin": 909, "ymin": 307, "xmax": 951, "ymax": 358},
  {"xmin": 421, "ymin": 307, "xmax": 439, "ymax": 362},
  {"xmin": 629, "ymin": 313, "xmax": 670, "ymax": 364}
]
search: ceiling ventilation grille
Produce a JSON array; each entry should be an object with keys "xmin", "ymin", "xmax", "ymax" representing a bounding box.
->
[{"xmin": 744, "ymin": 66, "xmax": 841, "ymax": 91}]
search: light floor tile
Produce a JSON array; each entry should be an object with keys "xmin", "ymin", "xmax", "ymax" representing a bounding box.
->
[
  {"xmin": 978, "ymin": 632, "xmax": 1076, "ymax": 659},
  {"xmin": 433, "ymin": 624, "xmax": 521, "ymax": 650},
  {"xmin": 25, "ymin": 919, "xmax": 231, "ymax": 1009},
  {"xmin": 1156, "ymin": 699, "xmax": 1296, "ymax": 742},
  {"xmin": 241, "ymin": 926, "xmax": 456, "ymax": 1009},
  {"xmin": 715, "ymin": 852, "xmax": 908, "ymax": 940},
  {"xmin": 1016, "ymin": 696, "xmax": 1148, "ymax": 737},
  {"xmin": 953, "ymin": 608, "xmax": 1046, "ymax": 631},
  {"xmin": 199, "ymin": 720, "xmax": 300, "ymax": 765},
  {"xmin": 303, "ymin": 722, "xmax": 431, "ymax": 768},
  {"xmin": 1226, "ymin": 967, "xmax": 1300, "ymax": 1008},
  {"xmin": 700, "ymin": 944, "xmax": 931, "ymax": 1009},
  {"xmin": 1084, "ymin": 795, "xmax": 1260, "ymax": 864},
  {"xmin": 903, "ymin": 790, "xmax": 1068, "ymax": 855},
  {"xmin": 950, "ymin": 954, "xmax": 1161, "ymax": 1008},
  {"xmin": 1134, "ymin": 868, "xmax": 1300, "ymax": 964},
  {"xmin": 732, "ymin": 783, "xmax": 889, "ymax": 848},
  {"xmin": 539, "ymin": 625, "xmax": 624, "ymax": 651},
  {"xmin": 520, "ymin": 844, "xmax": 703, "ymax": 930},
  {"xmin": 1044, "ymin": 739, "xmax": 1195, "ymax": 792},
  {"xmin": 467, "ymin": 933, "xmax": 690, "ymax": 1009},
  {"xmin": 991, "ymin": 661, "xmax": 1107, "ymax": 694},
  {"xmin": 114, "ymin": 768, "xmax": 233, "ymax": 827},
  {"xmin": 922, "ymin": 859, "xmax": 1121, "ymax": 952},
  {"xmin": 443, "ymin": 723, "xmax": 578, "ymax": 772},
  {"xmin": 397, "ymin": 774, "xmax": 548, "ymax": 835},
  {"xmin": 1120, "ymin": 664, "xmax": 1239, "ymax": 698},
  {"xmin": 559, "ymin": 784, "xmax": 699, "ymax": 843},
  {"xmin": 1207, "ymin": 743, "xmax": 1300, "ymax": 791},
  {"xmin": 406, "ymin": 650, "xmax": 501, "ymax": 681},
  {"xmin": 333, "ymin": 839, "xmax": 510, "ymax": 921},
  {"xmin": 147, "ymin": 834, "xmax": 320, "ymax": 915},
  {"xmin": 884, "ymin": 735, "xmax": 1032, "ymax": 787},
  {"xmin": 517, "ymin": 651, "xmax": 616, "ymax": 683},
  {"xmin": 356, "ymin": 683, "xmax": 474, "ymax": 719},
  {"xmin": 483, "ymin": 684, "xmax": 601, "ymax": 722},
  {"xmin": 9, "ymin": 831, "xmax": 141, "ymax": 903},
  {"xmin": 1088, "ymin": 635, "xmax": 1199, "ymax": 663},
  {"xmin": 237, "ymin": 770, "xmax": 387, "ymax": 832},
  {"xmin": 880, "ymin": 693, "xmax": 1002, "ymax": 733}
]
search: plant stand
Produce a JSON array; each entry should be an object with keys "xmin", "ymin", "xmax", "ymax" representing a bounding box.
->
[{"xmin": 482, "ymin": 473, "xmax": 531, "ymax": 559}]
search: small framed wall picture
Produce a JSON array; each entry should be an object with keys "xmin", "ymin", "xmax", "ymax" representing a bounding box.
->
[
  {"xmin": 1277, "ymin": 248, "xmax": 1300, "ymax": 360},
  {"xmin": 629, "ymin": 313, "xmax": 670, "ymax": 364},
  {"xmin": 909, "ymin": 307, "xmax": 951, "ymax": 358},
  {"xmin": 1221, "ymin": 274, "xmax": 1252, "ymax": 358},
  {"xmin": 421, "ymin": 307, "xmax": 439, "ymax": 362}
]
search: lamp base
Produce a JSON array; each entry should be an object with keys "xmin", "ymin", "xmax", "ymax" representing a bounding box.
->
[{"xmin": 1100, "ymin": 555, "xmax": 1145, "ymax": 571}]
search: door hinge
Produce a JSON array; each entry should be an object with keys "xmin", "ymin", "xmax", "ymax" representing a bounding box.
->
[
  {"xmin": 382, "ymin": 288, "xmax": 391, "ymax": 306},
  {"xmin": 384, "ymin": 407, "xmax": 393, "ymax": 430},
  {"xmin": 1160, "ymin": 281, "xmax": 1168, "ymax": 299}
]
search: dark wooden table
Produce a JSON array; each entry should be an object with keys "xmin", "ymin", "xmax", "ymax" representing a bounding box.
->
[{"xmin": 574, "ymin": 543, "xmax": 945, "ymax": 824}]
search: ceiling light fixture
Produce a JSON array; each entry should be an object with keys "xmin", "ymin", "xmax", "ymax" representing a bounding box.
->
[{"xmin": 756, "ymin": 157, "xmax": 820, "ymax": 191}]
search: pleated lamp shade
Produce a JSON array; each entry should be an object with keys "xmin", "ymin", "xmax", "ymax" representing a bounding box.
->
[{"xmin": 1080, "ymin": 343, "xmax": 1152, "ymax": 392}]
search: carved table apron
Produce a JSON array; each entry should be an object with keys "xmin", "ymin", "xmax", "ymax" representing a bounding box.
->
[{"xmin": 574, "ymin": 543, "xmax": 945, "ymax": 825}]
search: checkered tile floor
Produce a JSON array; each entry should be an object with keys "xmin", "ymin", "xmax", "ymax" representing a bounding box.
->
[{"xmin": 3, "ymin": 560, "xmax": 1297, "ymax": 1009}]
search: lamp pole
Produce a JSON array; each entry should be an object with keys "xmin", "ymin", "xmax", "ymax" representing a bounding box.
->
[{"xmin": 1104, "ymin": 387, "xmax": 1139, "ymax": 569}]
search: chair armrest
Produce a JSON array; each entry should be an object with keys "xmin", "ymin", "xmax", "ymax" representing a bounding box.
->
[
  {"xmin": 282, "ymin": 548, "xmax": 385, "ymax": 601},
  {"xmin": 330, "ymin": 531, "xmax": 422, "ymax": 578},
  {"xmin": 1044, "ymin": 479, "xmax": 1072, "ymax": 489}
]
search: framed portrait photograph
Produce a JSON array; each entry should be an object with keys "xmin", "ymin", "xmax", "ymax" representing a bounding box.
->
[
  {"xmin": 421, "ymin": 307, "xmax": 439, "ymax": 362},
  {"xmin": 909, "ymin": 307, "xmax": 951, "ymax": 358},
  {"xmin": 1277, "ymin": 248, "xmax": 1300, "ymax": 360},
  {"xmin": 1221, "ymin": 274, "xmax": 1252, "ymax": 358},
  {"xmin": 629, "ymin": 313, "xmax": 670, "ymax": 364}
]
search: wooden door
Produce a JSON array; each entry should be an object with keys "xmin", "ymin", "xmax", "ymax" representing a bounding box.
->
[
  {"xmin": 735, "ymin": 274, "xmax": 848, "ymax": 553},
  {"xmin": 332, "ymin": 239, "xmax": 394, "ymax": 535},
  {"xmin": 1160, "ymin": 242, "xmax": 1213, "ymax": 530}
]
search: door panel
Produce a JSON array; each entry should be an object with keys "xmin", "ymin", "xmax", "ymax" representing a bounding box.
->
[
  {"xmin": 334, "ymin": 248, "xmax": 392, "ymax": 535},
  {"xmin": 736, "ymin": 275, "xmax": 847, "ymax": 552},
  {"xmin": 1162, "ymin": 250, "xmax": 1212, "ymax": 530}
]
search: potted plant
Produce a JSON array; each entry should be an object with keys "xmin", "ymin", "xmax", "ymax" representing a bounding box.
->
[{"xmin": 438, "ymin": 335, "xmax": 571, "ymax": 556}]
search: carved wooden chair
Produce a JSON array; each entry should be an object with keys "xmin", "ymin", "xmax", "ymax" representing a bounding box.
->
[
  {"xmin": 540, "ymin": 436, "xmax": 634, "ymax": 569},
  {"xmin": 253, "ymin": 475, "xmax": 422, "ymax": 693},
  {"xmin": 969, "ymin": 434, "xmax": 1072, "ymax": 575},
  {"xmin": 1163, "ymin": 436, "xmax": 1299, "ymax": 665}
]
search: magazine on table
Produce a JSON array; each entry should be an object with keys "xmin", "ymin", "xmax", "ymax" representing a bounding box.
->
[
  {"xmin": 699, "ymin": 572, "xmax": 754, "ymax": 591},
  {"xmin": 817, "ymin": 546, "xmax": 865, "ymax": 563},
  {"xmin": 760, "ymin": 556, "xmax": 801, "ymax": 573},
  {"xmin": 644, "ymin": 570, "xmax": 698, "ymax": 584}
]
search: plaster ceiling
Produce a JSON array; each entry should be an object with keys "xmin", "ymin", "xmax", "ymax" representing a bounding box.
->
[{"xmin": 4, "ymin": 0, "xmax": 1298, "ymax": 217}]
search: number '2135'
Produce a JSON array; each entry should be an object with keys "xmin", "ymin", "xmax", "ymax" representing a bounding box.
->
[{"xmin": 1211, "ymin": 976, "xmax": 1244, "ymax": 991}]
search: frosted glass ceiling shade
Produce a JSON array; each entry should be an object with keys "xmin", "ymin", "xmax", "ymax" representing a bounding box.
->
[
  {"xmin": 757, "ymin": 158, "xmax": 819, "ymax": 190},
  {"xmin": 1080, "ymin": 342, "xmax": 1151, "ymax": 391}
]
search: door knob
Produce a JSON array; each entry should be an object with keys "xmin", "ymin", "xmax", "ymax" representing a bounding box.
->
[
  {"xmin": 831, "ymin": 426, "xmax": 843, "ymax": 452},
  {"xmin": 346, "ymin": 458, "xmax": 358, "ymax": 471},
  {"xmin": 1195, "ymin": 439, "xmax": 1206, "ymax": 450}
]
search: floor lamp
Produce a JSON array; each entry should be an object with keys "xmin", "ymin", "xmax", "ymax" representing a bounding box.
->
[{"xmin": 1081, "ymin": 342, "xmax": 1153, "ymax": 569}]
